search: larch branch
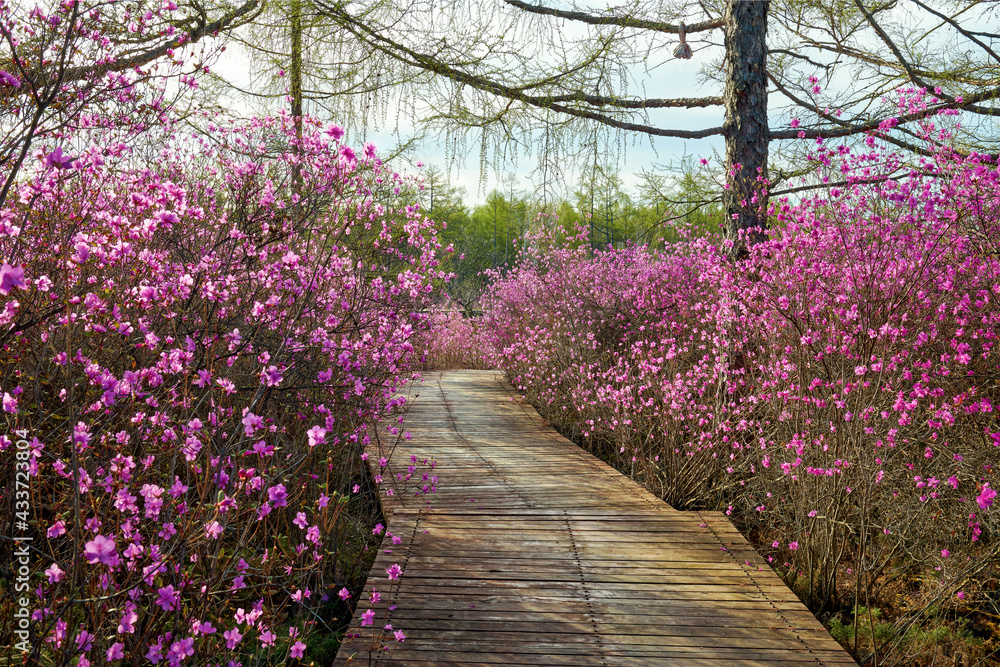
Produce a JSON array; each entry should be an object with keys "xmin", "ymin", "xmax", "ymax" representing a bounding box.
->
[{"xmin": 503, "ymin": 0, "xmax": 723, "ymax": 34}]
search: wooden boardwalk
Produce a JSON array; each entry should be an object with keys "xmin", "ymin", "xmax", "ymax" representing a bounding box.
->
[{"xmin": 334, "ymin": 371, "xmax": 856, "ymax": 666}]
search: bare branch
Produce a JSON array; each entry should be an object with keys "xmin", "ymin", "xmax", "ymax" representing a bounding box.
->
[
  {"xmin": 502, "ymin": 0, "xmax": 724, "ymax": 34},
  {"xmin": 319, "ymin": 2, "xmax": 725, "ymax": 139},
  {"xmin": 543, "ymin": 93, "xmax": 722, "ymax": 109},
  {"xmin": 0, "ymin": 0, "xmax": 261, "ymax": 97},
  {"xmin": 852, "ymin": 0, "xmax": 966, "ymax": 105},
  {"xmin": 767, "ymin": 48, "xmax": 832, "ymax": 71},
  {"xmin": 768, "ymin": 70, "xmax": 1000, "ymax": 159},
  {"xmin": 907, "ymin": 0, "xmax": 1000, "ymax": 65}
]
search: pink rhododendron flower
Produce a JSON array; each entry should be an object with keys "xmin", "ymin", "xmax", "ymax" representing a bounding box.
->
[
  {"xmin": 0, "ymin": 262, "xmax": 26, "ymax": 294},
  {"xmin": 267, "ymin": 484, "xmax": 288, "ymax": 507},
  {"xmin": 155, "ymin": 585, "xmax": 181, "ymax": 611},
  {"xmin": 0, "ymin": 70, "xmax": 20, "ymax": 87},
  {"xmin": 83, "ymin": 535, "xmax": 119, "ymax": 567},
  {"xmin": 167, "ymin": 637, "xmax": 195, "ymax": 663},
  {"xmin": 45, "ymin": 563, "xmax": 64, "ymax": 583},
  {"xmin": 307, "ymin": 425, "xmax": 326, "ymax": 447},
  {"xmin": 260, "ymin": 365, "xmax": 283, "ymax": 386},
  {"xmin": 224, "ymin": 628, "xmax": 242, "ymax": 649},
  {"xmin": 44, "ymin": 146, "xmax": 74, "ymax": 170},
  {"xmin": 205, "ymin": 521, "xmax": 223, "ymax": 539},
  {"xmin": 977, "ymin": 484, "xmax": 996, "ymax": 510},
  {"xmin": 242, "ymin": 412, "xmax": 264, "ymax": 436}
]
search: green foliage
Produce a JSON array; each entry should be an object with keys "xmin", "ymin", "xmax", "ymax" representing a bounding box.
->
[
  {"xmin": 306, "ymin": 631, "xmax": 342, "ymax": 666},
  {"xmin": 425, "ymin": 162, "xmax": 729, "ymax": 309},
  {"xmin": 638, "ymin": 159, "xmax": 726, "ymax": 244},
  {"xmin": 827, "ymin": 606, "xmax": 984, "ymax": 663}
]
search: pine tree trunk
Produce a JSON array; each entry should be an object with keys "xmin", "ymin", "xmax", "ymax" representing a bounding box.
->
[
  {"xmin": 723, "ymin": 0, "xmax": 769, "ymax": 259},
  {"xmin": 290, "ymin": 0, "xmax": 304, "ymax": 191}
]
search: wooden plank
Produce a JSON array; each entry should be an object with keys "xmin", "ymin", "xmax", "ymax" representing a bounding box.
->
[{"xmin": 335, "ymin": 370, "xmax": 856, "ymax": 666}]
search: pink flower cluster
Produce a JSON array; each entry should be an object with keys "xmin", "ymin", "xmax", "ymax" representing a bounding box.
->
[
  {"xmin": 1, "ymin": 110, "xmax": 441, "ymax": 662},
  {"xmin": 417, "ymin": 300, "xmax": 499, "ymax": 370},
  {"xmin": 480, "ymin": 89, "xmax": 1000, "ymax": 609}
]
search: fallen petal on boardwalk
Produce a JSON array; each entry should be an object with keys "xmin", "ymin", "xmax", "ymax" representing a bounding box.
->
[{"xmin": 335, "ymin": 371, "xmax": 856, "ymax": 666}]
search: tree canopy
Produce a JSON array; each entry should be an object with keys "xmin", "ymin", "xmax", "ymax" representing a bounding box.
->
[{"xmin": 301, "ymin": 0, "xmax": 998, "ymax": 249}]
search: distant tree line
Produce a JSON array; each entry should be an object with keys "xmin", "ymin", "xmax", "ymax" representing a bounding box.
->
[{"xmin": 417, "ymin": 164, "xmax": 725, "ymax": 311}]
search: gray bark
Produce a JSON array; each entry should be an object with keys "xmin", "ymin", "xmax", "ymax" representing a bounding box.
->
[
  {"xmin": 723, "ymin": 0, "xmax": 770, "ymax": 257},
  {"xmin": 290, "ymin": 0, "xmax": 304, "ymax": 190}
]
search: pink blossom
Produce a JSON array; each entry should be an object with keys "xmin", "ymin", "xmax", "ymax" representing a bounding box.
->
[
  {"xmin": 0, "ymin": 70, "xmax": 20, "ymax": 87},
  {"xmin": 106, "ymin": 642, "xmax": 125, "ymax": 660},
  {"xmin": 83, "ymin": 535, "xmax": 119, "ymax": 567},
  {"xmin": 44, "ymin": 146, "xmax": 74, "ymax": 170},
  {"xmin": 267, "ymin": 484, "xmax": 288, "ymax": 507},
  {"xmin": 223, "ymin": 628, "xmax": 242, "ymax": 649},
  {"xmin": 977, "ymin": 484, "xmax": 996, "ymax": 510},
  {"xmin": 242, "ymin": 412, "xmax": 264, "ymax": 436},
  {"xmin": 260, "ymin": 365, "xmax": 283, "ymax": 386},
  {"xmin": 47, "ymin": 521, "xmax": 66, "ymax": 538},
  {"xmin": 307, "ymin": 425, "xmax": 326, "ymax": 447},
  {"xmin": 44, "ymin": 563, "xmax": 64, "ymax": 583},
  {"xmin": 205, "ymin": 521, "xmax": 223, "ymax": 539},
  {"xmin": 155, "ymin": 585, "xmax": 181, "ymax": 611},
  {"xmin": 167, "ymin": 637, "xmax": 195, "ymax": 663},
  {"xmin": 0, "ymin": 262, "xmax": 26, "ymax": 294}
]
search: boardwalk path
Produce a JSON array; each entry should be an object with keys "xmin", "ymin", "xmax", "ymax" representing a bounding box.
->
[{"xmin": 335, "ymin": 371, "xmax": 856, "ymax": 666}]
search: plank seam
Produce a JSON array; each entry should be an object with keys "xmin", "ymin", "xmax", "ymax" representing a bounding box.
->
[
  {"xmin": 565, "ymin": 510, "xmax": 610, "ymax": 666},
  {"xmin": 492, "ymin": 372, "xmax": 664, "ymax": 512},
  {"xmin": 437, "ymin": 373, "xmax": 535, "ymax": 509},
  {"xmin": 697, "ymin": 511, "xmax": 828, "ymax": 665}
]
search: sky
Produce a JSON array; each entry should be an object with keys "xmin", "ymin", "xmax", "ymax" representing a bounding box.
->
[
  {"xmin": 205, "ymin": 0, "xmax": 996, "ymax": 208},
  {"xmin": 208, "ymin": 2, "xmax": 732, "ymax": 207}
]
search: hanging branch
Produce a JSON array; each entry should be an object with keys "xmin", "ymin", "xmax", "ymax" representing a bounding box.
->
[
  {"xmin": 502, "ymin": 0, "xmax": 724, "ymax": 34},
  {"xmin": 320, "ymin": 2, "xmax": 725, "ymax": 139}
]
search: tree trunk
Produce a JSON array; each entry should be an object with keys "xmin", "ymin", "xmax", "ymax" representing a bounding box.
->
[
  {"xmin": 290, "ymin": 0, "xmax": 304, "ymax": 191},
  {"xmin": 723, "ymin": 0, "xmax": 769, "ymax": 258}
]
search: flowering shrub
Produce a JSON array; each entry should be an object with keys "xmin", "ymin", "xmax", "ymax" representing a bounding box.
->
[
  {"xmin": 482, "ymin": 92, "xmax": 1000, "ymax": 660},
  {"xmin": 0, "ymin": 111, "xmax": 447, "ymax": 664},
  {"xmin": 417, "ymin": 302, "xmax": 498, "ymax": 370}
]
